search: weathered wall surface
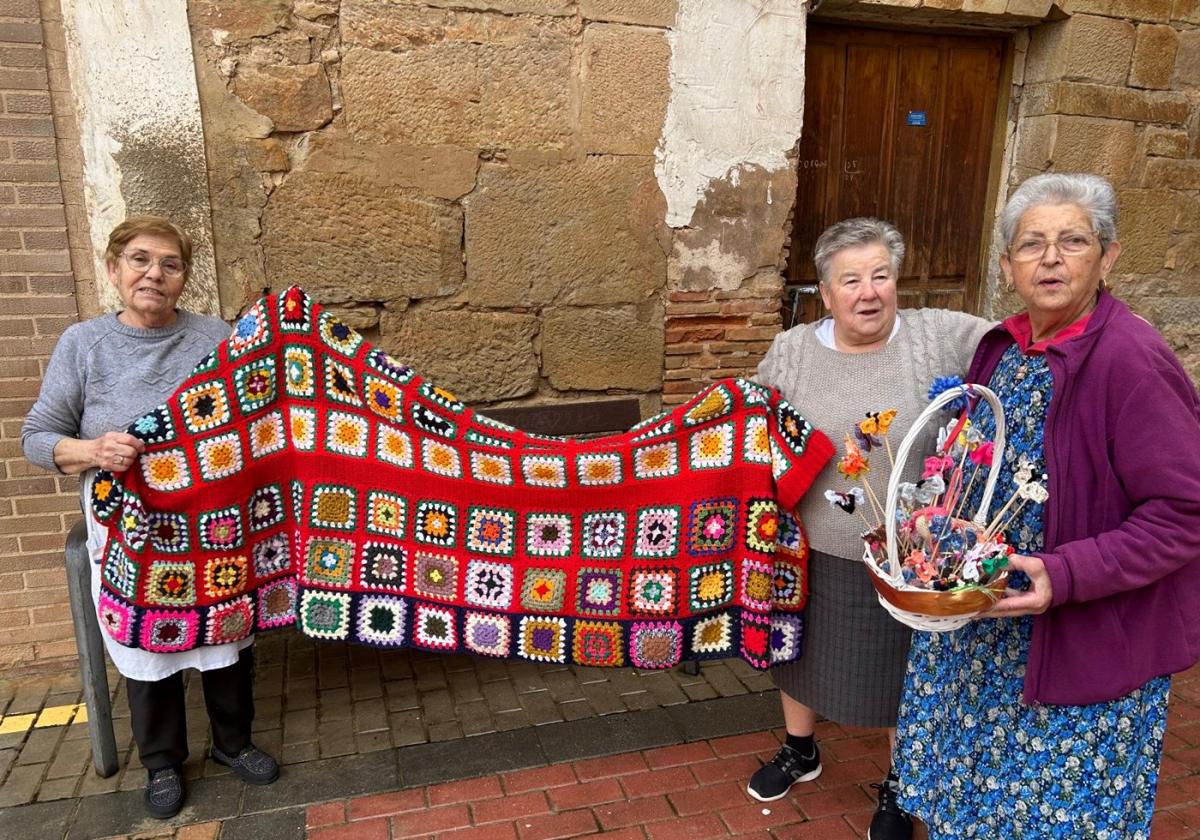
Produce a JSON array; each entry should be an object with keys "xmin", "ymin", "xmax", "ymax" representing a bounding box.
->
[
  {"xmin": 188, "ymin": 0, "xmax": 684, "ymax": 408},
  {"xmin": 60, "ymin": 0, "xmax": 218, "ymax": 315}
]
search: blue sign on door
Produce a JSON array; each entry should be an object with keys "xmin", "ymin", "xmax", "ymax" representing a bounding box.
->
[{"xmin": 906, "ymin": 110, "xmax": 927, "ymax": 127}]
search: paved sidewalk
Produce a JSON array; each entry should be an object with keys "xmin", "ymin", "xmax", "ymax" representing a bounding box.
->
[
  {"xmin": 6, "ymin": 662, "xmax": 1196, "ymax": 840},
  {"xmin": 0, "ymin": 631, "xmax": 775, "ymax": 808}
]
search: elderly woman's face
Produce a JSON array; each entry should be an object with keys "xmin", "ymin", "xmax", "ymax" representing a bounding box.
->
[
  {"xmin": 107, "ymin": 233, "xmax": 187, "ymax": 329},
  {"xmin": 1001, "ymin": 203, "xmax": 1121, "ymax": 334},
  {"xmin": 819, "ymin": 242, "xmax": 898, "ymax": 352}
]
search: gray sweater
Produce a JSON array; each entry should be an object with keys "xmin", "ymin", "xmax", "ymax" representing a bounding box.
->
[
  {"xmin": 757, "ymin": 309, "xmax": 992, "ymax": 561},
  {"xmin": 22, "ymin": 312, "xmax": 230, "ymax": 471}
]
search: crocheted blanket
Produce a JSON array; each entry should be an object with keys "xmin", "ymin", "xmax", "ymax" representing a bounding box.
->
[{"xmin": 91, "ymin": 287, "xmax": 833, "ymax": 669}]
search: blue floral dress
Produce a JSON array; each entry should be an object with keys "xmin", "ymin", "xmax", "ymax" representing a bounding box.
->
[{"xmin": 893, "ymin": 345, "xmax": 1170, "ymax": 839}]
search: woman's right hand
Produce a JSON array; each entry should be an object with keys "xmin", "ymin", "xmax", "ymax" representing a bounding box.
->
[{"xmin": 53, "ymin": 432, "xmax": 145, "ymax": 475}]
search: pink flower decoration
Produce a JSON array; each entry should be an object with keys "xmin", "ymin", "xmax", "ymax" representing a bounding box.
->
[
  {"xmin": 969, "ymin": 442, "xmax": 994, "ymax": 467},
  {"xmin": 922, "ymin": 455, "xmax": 953, "ymax": 479}
]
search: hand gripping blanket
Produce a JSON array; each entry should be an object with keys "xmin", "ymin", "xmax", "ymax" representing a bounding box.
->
[{"xmin": 90, "ymin": 287, "xmax": 833, "ymax": 669}]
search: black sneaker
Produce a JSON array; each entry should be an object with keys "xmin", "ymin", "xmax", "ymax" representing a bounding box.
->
[
  {"xmin": 746, "ymin": 743, "xmax": 822, "ymax": 802},
  {"xmin": 210, "ymin": 743, "xmax": 280, "ymax": 785},
  {"xmin": 144, "ymin": 766, "xmax": 184, "ymax": 820},
  {"xmin": 868, "ymin": 778, "xmax": 913, "ymax": 840}
]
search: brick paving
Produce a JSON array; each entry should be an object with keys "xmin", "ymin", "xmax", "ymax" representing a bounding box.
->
[
  {"xmin": 0, "ymin": 630, "xmax": 775, "ymax": 808},
  {"xmin": 18, "ymin": 662, "xmax": 1195, "ymax": 840}
]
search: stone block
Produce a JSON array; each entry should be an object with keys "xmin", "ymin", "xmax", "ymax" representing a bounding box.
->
[
  {"xmin": 295, "ymin": 0, "xmax": 338, "ymax": 18},
  {"xmin": 581, "ymin": 0, "xmax": 678, "ymax": 26},
  {"xmin": 1022, "ymin": 81, "xmax": 1190, "ymax": 126},
  {"xmin": 1173, "ymin": 30, "xmax": 1200, "ymax": 87},
  {"xmin": 1024, "ymin": 16, "xmax": 1133, "ymax": 86},
  {"xmin": 407, "ymin": 0, "xmax": 572, "ymax": 13},
  {"xmin": 1145, "ymin": 126, "xmax": 1189, "ymax": 158},
  {"xmin": 961, "ymin": 0, "xmax": 1010, "ymax": 12},
  {"xmin": 1014, "ymin": 114, "xmax": 1057, "ymax": 171},
  {"xmin": 1051, "ymin": 116, "xmax": 1138, "ymax": 185},
  {"xmin": 1175, "ymin": 0, "xmax": 1200, "ymax": 24},
  {"xmin": 1060, "ymin": 0, "xmax": 1171, "ymax": 20},
  {"xmin": 189, "ymin": 0, "xmax": 289, "ymax": 42},
  {"xmin": 1113, "ymin": 190, "xmax": 1174, "ymax": 274},
  {"xmin": 582, "ymin": 24, "xmax": 671, "ymax": 155},
  {"xmin": 378, "ymin": 310, "xmax": 539, "ymax": 403},
  {"xmin": 301, "ymin": 130, "xmax": 479, "ymax": 200},
  {"xmin": 542, "ymin": 305, "xmax": 664, "ymax": 391},
  {"xmin": 340, "ymin": 7, "xmax": 573, "ymax": 149},
  {"xmin": 1129, "ymin": 24, "xmax": 1177, "ymax": 89},
  {"xmin": 1144, "ymin": 158, "xmax": 1200, "ymax": 190},
  {"xmin": 233, "ymin": 63, "xmax": 332, "ymax": 132},
  {"xmin": 1004, "ymin": 0, "xmax": 1055, "ymax": 16},
  {"xmin": 261, "ymin": 172, "xmax": 463, "ymax": 304},
  {"xmin": 463, "ymin": 158, "xmax": 667, "ymax": 308},
  {"xmin": 669, "ymin": 166, "xmax": 796, "ymax": 292}
]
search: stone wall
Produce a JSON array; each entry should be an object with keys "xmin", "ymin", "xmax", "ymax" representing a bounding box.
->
[{"xmin": 188, "ymin": 0, "xmax": 684, "ymax": 414}]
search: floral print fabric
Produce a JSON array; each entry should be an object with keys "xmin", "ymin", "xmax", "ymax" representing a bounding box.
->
[{"xmin": 894, "ymin": 345, "xmax": 1169, "ymax": 839}]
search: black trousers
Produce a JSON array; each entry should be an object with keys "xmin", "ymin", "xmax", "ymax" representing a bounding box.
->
[{"xmin": 126, "ymin": 645, "xmax": 256, "ymax": 771}]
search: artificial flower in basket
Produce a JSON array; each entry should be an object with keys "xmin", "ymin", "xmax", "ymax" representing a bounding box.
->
[{"xmin": 826, "ymin": 378, "xmax": 1049, "ymax": 632}]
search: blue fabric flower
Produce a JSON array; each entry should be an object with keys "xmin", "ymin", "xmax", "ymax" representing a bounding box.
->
[{"xmin": 928, "ymin": 375, "xmax": 967, "ymax": 413}]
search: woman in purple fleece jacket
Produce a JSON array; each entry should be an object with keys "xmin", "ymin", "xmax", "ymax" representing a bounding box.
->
[{"xmin": 892, "ymin": 173, "xmax": 1200, "ymax": 839}]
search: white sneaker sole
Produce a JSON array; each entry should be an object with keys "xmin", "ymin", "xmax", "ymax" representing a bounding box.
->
[{"xmin": 745, "ymin": 763, "xmax": 823, "ymax": 802}]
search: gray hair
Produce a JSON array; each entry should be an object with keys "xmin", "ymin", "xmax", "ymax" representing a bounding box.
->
[
  {"xmin": 1000, "ymin": 173, "xmax": 1118, "ymax": 249},
  {"xmin": 813, "ymin": 217, "xmax": 905, "ymax": 285}
]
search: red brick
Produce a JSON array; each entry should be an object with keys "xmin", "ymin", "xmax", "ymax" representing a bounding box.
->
[
  {"xmin": 305, "ymin": 802, "xmax": 346, "ymax": 828},
  {"xmin": 772, "ymin": 815, "xmax": 860, "ymax": 839},
  {"xmin": 391, "ymin": 805, "xmax": 472, "ymax": 838},
  {"xmin": 645, "ymin": 812, "xmax": 729, "ymax": 840},
  {"xmin": 669, "ymin": 781, "xmax": 747, "ymax": 817},
  {"xmin": 1149, "ymin": 810, "xmax": 1193, "ymax": 840},
  {"xmin": 815, "ymin": 757, "xmax": 886, "ymax": 790},
  {"xmin": 502, "ymin": 763, "xmax": 577, "ymax": 793},
  {"xmin": 619, "ymin": 766, "xmax": 698, "ymax": 799},
  {"xmin": 594, "ymin": 795, "xmax": 675, "ymax": 831},
  {"xmin": 709, "ymin": 732, "xmax": 780, "ymax": 758},
  {"xmin": 795, "ymin": 785, "xmax": 874, "ymax": 820},
  {"xmin": 437, "ymin": 822, "xmax": 518, "ymax": 840},
  {"xmin": 690, "ymin": 755, "xmax": 760, "ymax": 786},
  {"xmin": 428, "ymin": 775, "xmax": 504, "ymax": 806},
  {"xmin": 515, "ymin": 809, "xmax": 599, "ymax": 840},
  {"xmin": 546, "ymin": 777, "xmax": 624, "ymax": 811},
  {"xmin": 718, "ymin": 799, "xmax": 803, "ymax": 834},
  {"xmin": 472, "ymin": 790, "xmax": 549, "ymax": 824},
  {"xmin": 347, "ymin": 788, "xmax": 426, "ymax": 820},
  {"xmin": 643, "ymin": 742, "xmax": 715, "ymax": 770},
  {"xmin": 309, "ymin": 817, "xmax": 389, "ymax": 840},
  {"xmin": 574, "ymin": 752, "xmax": 649, "ymax": 781},
  {"xmin": 584, "ymin": 830, "xmax": 645, "ymax": 840}
]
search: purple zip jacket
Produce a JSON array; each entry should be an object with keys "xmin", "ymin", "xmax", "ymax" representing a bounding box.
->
[{"xmin": 968, "ymin": 290, "xmax": 1200, "ymax": 705}]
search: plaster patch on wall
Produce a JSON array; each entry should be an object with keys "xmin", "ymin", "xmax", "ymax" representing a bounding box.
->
[
  {"xmin": 655, "ymin": 0, "xmax": 807, "ymax": 228},
  {"xmin": 62, "ymin": 0, "xmax": 218, "ymax": 315}
]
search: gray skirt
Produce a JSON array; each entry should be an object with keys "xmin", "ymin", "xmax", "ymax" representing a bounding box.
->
[{"xmin": 771, "ymin": 550, "xmax": 912, "ymax": 728}]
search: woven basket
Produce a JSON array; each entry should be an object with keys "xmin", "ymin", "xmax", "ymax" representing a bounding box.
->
[{"xmin": 862, "ymin": 383, "xmax": 1008, "ymax": 632}]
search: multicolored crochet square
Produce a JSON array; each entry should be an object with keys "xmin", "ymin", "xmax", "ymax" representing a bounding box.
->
[{"xmin": 91, "ymin": 287, "xmax": 832, "ymax": 669}]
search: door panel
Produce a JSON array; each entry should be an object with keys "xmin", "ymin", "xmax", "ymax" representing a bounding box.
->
[{"xmin": 786, "ymin": 24, "xmax": 1005, "ymax": 326}]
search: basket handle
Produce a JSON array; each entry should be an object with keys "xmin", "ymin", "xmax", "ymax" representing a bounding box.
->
[{"xmin": 881, "ymin": 383, "xmax": 1006, "ymax": 582}]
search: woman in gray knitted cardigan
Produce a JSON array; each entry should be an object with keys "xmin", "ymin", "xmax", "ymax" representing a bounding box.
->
[
  {"xmin": 746, "ymin": 219, "xmax": 991, "ymax": 840},
  {"xmin": 22, "ymin": 217, "xmax": 279, "ymax": 820}
]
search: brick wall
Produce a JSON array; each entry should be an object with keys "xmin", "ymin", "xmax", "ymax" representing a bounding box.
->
[{"xmin": 0, "ymin": 0, "xmax": 81, "ymax": 670}]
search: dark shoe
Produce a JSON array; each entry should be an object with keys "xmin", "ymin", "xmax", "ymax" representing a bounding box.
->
[
  {"xmin": 746, "ymin": 743, "xmax": 822, "ymax": 802},
  {"xmin": 210, "ymin": 743, "xmax": 280, "ymax": 785},
  {"xmin": 144, "ymin": 766, "xmax": 184, "ymax": 820},
  {"xmin": 868, "ymin": 778, "xmax": 913, "ymax": 840}
]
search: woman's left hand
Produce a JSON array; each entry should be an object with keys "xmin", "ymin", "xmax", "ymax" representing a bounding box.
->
[{"xmin": 985, "ymin": 554, "xmax": 1053, "ymax": 617}]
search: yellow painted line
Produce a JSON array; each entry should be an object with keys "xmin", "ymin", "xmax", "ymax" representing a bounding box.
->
[
  {"xmin": 73, "ymin": 704, "xmax": 88, "ymax": 724},
  {"xmin": 0, "ymin": 713, "xmax": 35, "ymax": 735},
  {"xmin": 34, "ymin": 703, "xmax": 77, "ymax": 728}
]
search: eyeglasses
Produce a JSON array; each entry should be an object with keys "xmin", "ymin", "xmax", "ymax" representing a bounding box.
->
[
  {"xmin": 1009, "ymin": 232, "xmax": 1099, "ymax": 263},
  {"xmin": 121, "ymin": 250, "xmax": 187, "ymax": 278}
]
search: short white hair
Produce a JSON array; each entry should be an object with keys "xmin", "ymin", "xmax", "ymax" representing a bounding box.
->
[
  {"xmin": 813, "ymin": 217, "xmax": 905, "ymax": 285},
  {"xmin": 1001, "ymin": 173, "xmax": 1118, "ymax": 249}
]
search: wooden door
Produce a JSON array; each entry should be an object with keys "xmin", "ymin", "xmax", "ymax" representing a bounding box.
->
[{"xmin": 786, "ymin": 24, "xmax": 1006, "ymax": 326}]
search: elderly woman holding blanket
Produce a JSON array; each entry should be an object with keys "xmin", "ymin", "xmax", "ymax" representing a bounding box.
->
[
  {"xmin": 893, "ymin": 173, "xmax": 1200, "ymax": 838},
  {"xmin": 749, "ymin": 217, "xmax": 991, "ymax": 840}
]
